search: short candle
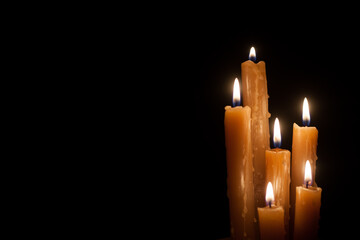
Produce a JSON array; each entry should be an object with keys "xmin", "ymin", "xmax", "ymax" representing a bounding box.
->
[
  {"xmin": 294, "ymin": 160, "xmax": 322, "ymax": 240},
  {"xmin": 258, "ymin": 182, "xmax": 285, "ymax": 240}
]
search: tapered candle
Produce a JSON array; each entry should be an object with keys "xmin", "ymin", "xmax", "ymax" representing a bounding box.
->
[
  {"xmin": 290, "ymin": 98, "xmax": 318, "ymax": 237},
  {"xmin": 265, "ymin": 118, "xmax": 290, "ymax": 239},
  {"xmin": 294, "ymin": 161, "xmax": 322, "ymax": 240},
  {"xmin": 242, "ymin": 47, "xmax": 271, "ymax": 212},
  {"xmin": 224, "ymin": 78, "xmax": 256, "ymax": 240},
  {"xmin": 258, "ymin": 182, "xmax": 285, "ymax": 240}
]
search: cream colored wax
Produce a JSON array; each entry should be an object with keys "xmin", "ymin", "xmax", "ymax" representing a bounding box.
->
[
  {"xmin": 265, "ymin": 149, "xmax": 290, "ymax": 239},
  {"xmin": 294, "ymin": 186, "xmax": 322, "ymax": 240},
  {"xmin": 258, "ymin": 206, "xmax": 285, "ymax": 240},
  {"xmin": 241, "ymin": 60, "xmax": 271, "ymax": 212},
  {"xmin": 225, "ymin": 105, "xmax": 256, "ymax": 240}
]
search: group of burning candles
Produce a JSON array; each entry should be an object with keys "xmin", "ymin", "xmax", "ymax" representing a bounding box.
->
[{"xmin": 224, "ymin": 47, "xmax": 322, "ymax": 240}]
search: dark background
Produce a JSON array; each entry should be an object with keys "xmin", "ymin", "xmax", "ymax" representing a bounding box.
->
[{"xmin": 139, "ymin": 14, "xmax": 360, "ymax": 239}]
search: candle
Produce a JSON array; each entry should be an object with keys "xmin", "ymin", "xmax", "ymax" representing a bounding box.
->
[
  {"xmin": 294, "ymin": 161, "xmax": 322, "ymax": 240},
  {"xmin": 224, "ymin": 78, "xmax": 256, "ymax": 240},
  {"xmin": 258, "ymin": 182, "xmax": 285, "ymax": 240},
  {"xmin": 241, "ymin": 47, "xmax": 271, "ymax": 211},
  {"xmin": 290, "ymin": 98, "xmax": 318, "ymax": 236},
  {"xmin": 265, "ymin": 118, "xmax": 290, "ymax": 239}
]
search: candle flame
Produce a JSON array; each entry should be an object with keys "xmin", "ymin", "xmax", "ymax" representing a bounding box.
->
[
  {"xmin": 273, "ymin": 117, "xmax": 281, "ymax": 148},
  {"xmin": 232, "ymin": 78, "xmax": 241, "ymax": 107},
  {"xmin": 249, "ymin": 47, "xmax": 256, "ymax": 61},
  {"xmin": 302, "ymin": 97, "xmax": 310, "ymax": 126},
  {"xmin": 304, "ymin": 160, "xmax": 312, "ymax": 186},
  {"xmin": 265, "ymin": 182, "xmax": 275, "ymax": 205}
]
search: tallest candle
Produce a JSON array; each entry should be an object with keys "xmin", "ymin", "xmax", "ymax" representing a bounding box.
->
[
  {"xmin": 241, "ymin": 47, "xmax": 271, "ymax": 212},
  {"xmin": 225, "ymin": 78, "xmax": 256, "ymax": 240}
]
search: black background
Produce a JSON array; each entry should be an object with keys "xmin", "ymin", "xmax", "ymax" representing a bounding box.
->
[{"xmin": 137, "ymin": 13, "xmax": 360, "ymax": 239}]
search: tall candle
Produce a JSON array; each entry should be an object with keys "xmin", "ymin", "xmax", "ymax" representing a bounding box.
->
[
  {"xmin": 290, "ymin": 98, "xmax": 318, "ymax": 237},
  {"xmin": 294, "ymin": 161, "xmax": 322, "ymax": 240},
  {"xmin": 241, "ymin": 47, "xmax": 271, "ymax": 212},
  {"xmin": 224, "ymin": 78, "xmax": 256, "ymax": 240},
  {"xmin": 265, "ymin": 118, "xmax": 290, "ymax": 239},
  {"xmin": 258, "ymin": 182, "xmax": 285, "ymax": 240}
]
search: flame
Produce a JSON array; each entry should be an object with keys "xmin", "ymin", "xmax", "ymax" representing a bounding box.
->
[
  {"xmin": 249, "ymin": 47, "xmax": 256, "ymax": 61},
  {"xmin": 302, "ymin": 97, "xmax": 310, "ymax": 126},
  {"xmin": 265, "ymin": 182, "xmax": 274, "ymax": 204},
  {"xmin": 304, "ymin": 160, "xmax": 312, "ymax": 185},
  {"xmin": 232, "ymin": 78, "xmax": 241, "ymax": 106},
  {"xmin": 273, "ymin": 118, "xmax": 281, "ymax": 148}
]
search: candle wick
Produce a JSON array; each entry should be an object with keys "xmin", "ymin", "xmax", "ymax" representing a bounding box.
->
[
  {"xmin": 233, "ymin": 99, "xmax": 241, "ymax": 107},
  {"xmin": 303, "ymin": 119, "xmax": 310, "ymax": 127},
  {"xmin": 306, "ymin": 181, "xmax": 309, "ymax": 188},
  {"xmin": 269, "ymin": 200, "xmax": 272, "ymax": 208}
]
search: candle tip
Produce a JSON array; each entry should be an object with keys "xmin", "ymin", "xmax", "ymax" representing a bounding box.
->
[
  {"xmin": 249, "ymin": 47, "xmax": 256, "ymax": 62},
  {"xmin": 265, "ymin": 182, "xmax": 274, "ymax": 206},
  {"xmin": 304, "ymin": 160, "xmax": 312, "ymax": 187},
  {"xmin": 232, "ymin": 78, "xmax": 241, "ymax": 107},
  {"xmin": 302, "ymin": 97, "xmax": 310, "ymax": 126},
  {"xmin": 273, "ymin": 117, "xmax": 281, "ymax": 148}
]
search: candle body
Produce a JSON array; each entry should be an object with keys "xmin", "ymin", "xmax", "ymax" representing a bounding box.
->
[
  {"xmin": 265, "ymin": 149, "xmax": 290, "ymax": 239},
  {"xmin": 224, "ymin": 106, "xmax": 256, "ymax": 240},
  {"xmin": 290, "ymin": 123, "xmax": 318, "ymax": 236},
  {"xmin": 294, "ymin": 186, "xmax": 322, "ymax": 240},
  {"xmin": 258, "ymin": 206, "xmax": 285, "ymax": 240},
  {"xmin": 241, "ymin": 60, "xmax": 270, "ymax": 211}
]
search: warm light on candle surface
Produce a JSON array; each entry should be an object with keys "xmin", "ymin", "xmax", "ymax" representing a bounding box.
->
[
  {"xmin": 249, "ymin": 47, "xmax": 256, "ymax": 61},
  {"xmin": 304, "ymin": 160, "xmax": 312, "ymax": 187},
  {"xmin": 233, "ymin": 78, "xmax": 241, "ymax": 107},
  {"xmin": 302, "ymin": 97, "xmax": 310, "ymax": 126},
  {"xmin": 273, "ymin": 117, "xmax": 281, "ymax": 148},
  {"xmin": 265, "ymin": 182, "xmax": 275, "ymax": 206}
]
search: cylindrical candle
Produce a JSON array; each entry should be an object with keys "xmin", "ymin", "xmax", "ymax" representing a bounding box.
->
[
  {"xmin": 258, "ymin": 207, "xmax": 285, "ymax": 240},
  {"xmin": 290, "ymin": 98, "xmax": 318, "ymax": 236},
  {"xmin": 294, "ymin": 161, "xmax": 321, "ymax": 240},
  {"xmin": 241, "ymin": 47, "xmax": 271, "ymax": 212},
  {"xmin": 293, "ymin": 186, "xmax": 322, "ymax": 240},
  {"xmin": 265, "ymin": 118, "xmax": 290, "ymax": 239},
  {"xmin": 258, "ymin": 182, "xmax": 285, "ymax": 240},
  {"xmin": 224, "ymin": 78, "xmax": 256, "ymax": 240}
]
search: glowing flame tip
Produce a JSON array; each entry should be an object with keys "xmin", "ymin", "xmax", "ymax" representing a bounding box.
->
[
  {"xmin": 265, "ymin": 182, "xmax": 274, "ymax": 206},
  {"xmin": 273, "ymin": 118, "xmax": 281, "ymax": 148},
  {"xmin": 302, "ymin": 97, "xmax": 310, "ymax": 126},
  {"xmin": 304, "ymin": 160, "xmax": 312, "ymax": 186},
  {"xmin": 249, "ymin": 47, "xmax": 256, "ymax": 61},
  {"xmin": 232, "ymin": 78, "xmax": 241, "ymax": 107}
]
